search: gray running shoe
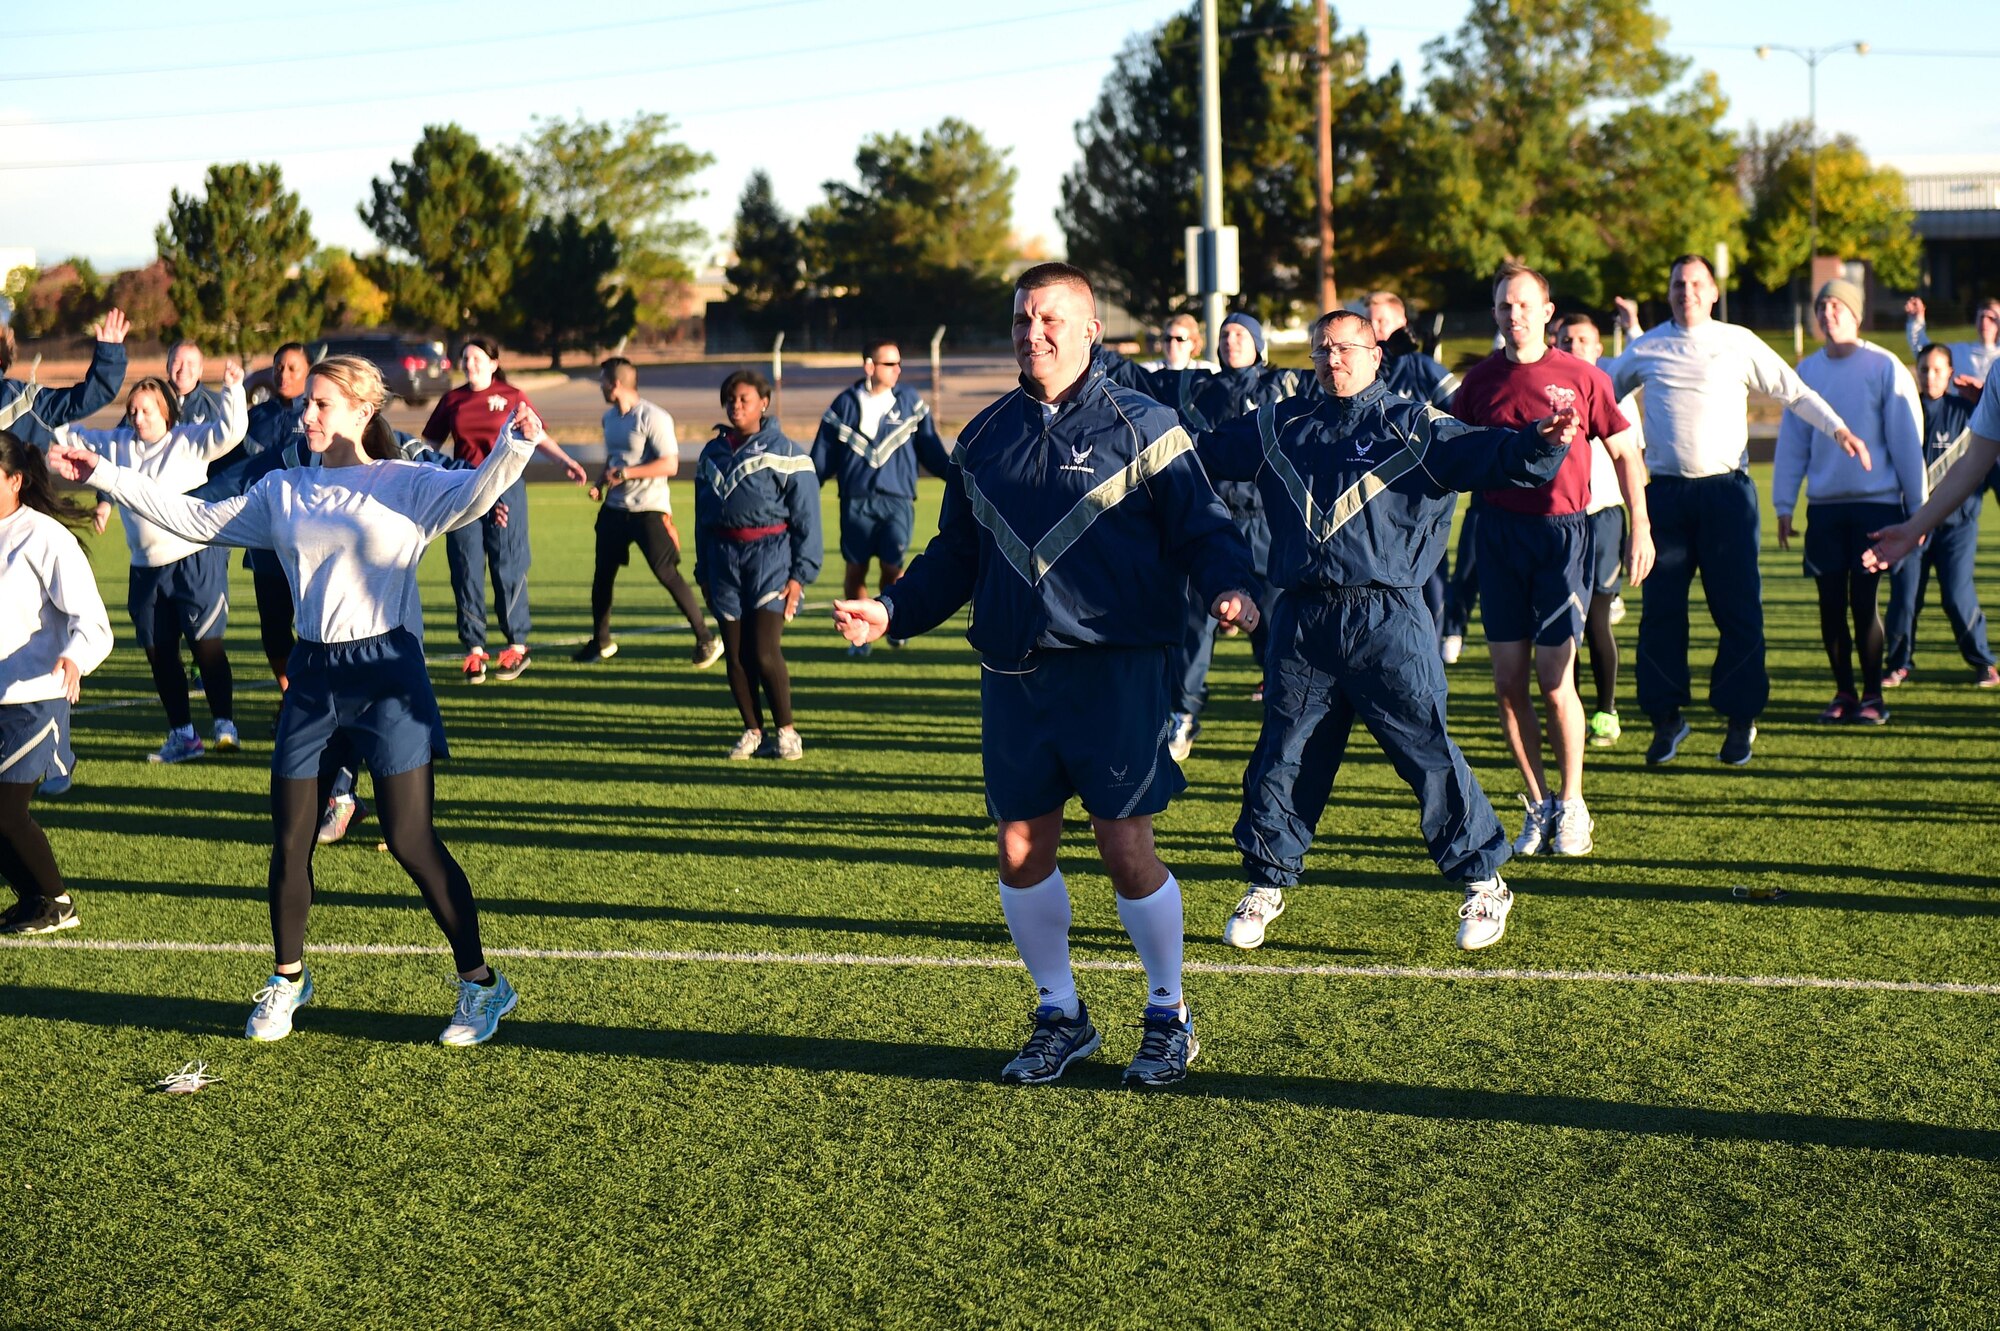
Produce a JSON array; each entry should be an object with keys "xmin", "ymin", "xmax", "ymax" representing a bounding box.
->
[
  {"xmin": 1000, "ymin": 1002, "xmax": 1101, "ymax": 1085},
  {"xmin": 439, "ymin": 971, "xmax": 519, "ymax": 1046},
  {"xmin": 1123, "ymin": 1005, "xmax": 1198, "ymax": 1088}
]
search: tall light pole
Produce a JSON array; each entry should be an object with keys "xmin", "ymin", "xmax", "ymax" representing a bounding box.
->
[
  {"xmin": 1199, "ymin": 0, "xmax": 1226, "ymax": 352},
  {"xmin": 1756, "ymin": 40, "xmax": 1868, "ymax": 352},
  {"xmin": 1314, "ymin": 0, "xmax": 1337, "ymax": 313}
]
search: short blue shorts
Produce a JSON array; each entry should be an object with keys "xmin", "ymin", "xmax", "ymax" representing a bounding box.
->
[
  {"xmin": 1803, "ymin": 500, "xmax": 1904, "ymax": 579},
  {"xmin": 0, "ymin": 699, "xmax": 73, "ymax": 787},
  {"xmin": 840, "ymin": 496, "xmax": 915, "ymax": 568},
  {"xmin": 1588, "ymin": 507, "xmax": 1626, "ymax": 597},
  {"xmin": 979, "ymin": 646, "xmax": 1184, "ymax": 823},
  {"xmin": 126, "ymin": 547, "xmax": 230, "ymax": 649},
  {"xmin": 1475, "ymin": 508, "xmax": 1591, "ymax": 647},
  {"xmin": 272, "ymin": 628, "xmax": 447, "ymax": 781},
  {"xmin": 703, "ymin": 533, "xmax": 791, "ymax": 622}
]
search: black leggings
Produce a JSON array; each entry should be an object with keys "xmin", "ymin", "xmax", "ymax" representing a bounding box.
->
[
  {"xmin": 591, "ymin": 510, "xmax": 709, "ymax": 646},
  {"xmin": 1817, "ymin": 569, "xmax": 1885, "ymax": 698},
  {"xmin": 720, "ymin": 609, "xmax": 792, "ymax": 731},
  {"xmin": 145, "ymin": 599, "xmax": 234, "ymax": 732},
  {"xmin": 1584, "ymin": 592, "xmax": 1619, "ymax": 715},
  {"xmin": 253, "ymin": 561, "xmax": 296, "ymax": 682},
  {"xmin": 0, "ymin": 783, "xmax": 63, "ymax": 904},
  {"xmin": 268, "ymin": 763, "xmax": 484, "ymax": 972}
]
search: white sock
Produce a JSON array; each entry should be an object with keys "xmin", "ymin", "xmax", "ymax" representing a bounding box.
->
[
  {"xmin": 998, "ymin": 870, "xmax": 1076, "ymax": 1017},
  {"xmin": 1117, "ymin": 873, "xmax": 1185, "ymax": 1012}
]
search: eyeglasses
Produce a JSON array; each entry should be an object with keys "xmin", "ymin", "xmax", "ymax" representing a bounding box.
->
[
  {"xmin": 1166, "ymin": 335, "xmax": 1192, "ymax": 344},
  {"xmin": 1309, "ymin": 342, "xmax": 1376, "ymax": 362}
]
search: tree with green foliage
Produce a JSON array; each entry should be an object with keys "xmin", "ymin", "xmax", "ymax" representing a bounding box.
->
[
  {"xmin": 360, "ymin": 124, "xmax": 526, "ymax": 330},
  {"xmin": 1743, "ymin": 124, "xmax": 1920, "ymax": 291},
  {"xmin": 304, "ymin": 248, "xmax": 390, "ymax": 330},
  {"xmin": 155, "ymin": 163, "xmax": 317, "ymax": 354},
  {"xmin": 1406, "ymin": 0, "xmax": 1742, "ymax": 305},
  {"xmin": 726, "ymin": 170, "xmax": 805, "ymax": 313},
  {"xmin": 1062, "ymin": 0, "xmax": 1413, "ymax": 324},
  {"xmin": 806, "ymin": 118, "xmax": 1017, "ymax": 332},
  {"xmin": 512, "ymin": 213, "xmax": 636, "ymax": 369},
  {"xmin": 513, "ymin": 112, "xmax": 713, "ymax": 334}
]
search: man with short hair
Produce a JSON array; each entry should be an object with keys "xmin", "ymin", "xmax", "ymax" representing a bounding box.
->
[
  {"xmin": 1454, "ymin": 266, "xmax": 1651, "ymax": 858},
  {"xmin": 166, "ymin": 340, "xmax": 226, "ymax": 426},
  {"xmin": 576, "ymin": 357, "xmax": 720, "ymax": 668},
  {"xmin": 833, "ymin": 262, "xmax": 1259, "ymax": 1089},
  {"xmin": 811, "ymin": 338, "xmax": 950, "ymax": 657},
  {"xmin": 1605, "ymin": 254, "xmax": 1865, "ymax": 766},
  {"xmin": 1195, "ymin": 309, "xmax": 1581, "ymax": 953},
  {"xmin": 1904, "ymin": 296, "xmax": 1998, "ymax": 400}
]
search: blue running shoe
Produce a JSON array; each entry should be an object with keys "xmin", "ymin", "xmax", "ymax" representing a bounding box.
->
[
  {"xmin": 1123, "ymin": 1005, "xmax": 1198, "ymax": 1088},
  {"xmin": 1000, "ymin": 1001, "xmax": 1101, "ymax": 1085},
  {"xmin": 439, "ymin": 971, "xmax": 519, "ymax": 1046},
  {"xmin": 148, "ymin": 729, "xmax": 205, "ymax": 764},
  {"xmin": 246, "ymin": 970, "xmax": 313, "ymax": 1041}
]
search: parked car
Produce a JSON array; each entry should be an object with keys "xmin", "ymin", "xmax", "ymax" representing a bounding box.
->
[{"xmin": 242, "ymin": 333, "xmax": 452, "ymax": 407}]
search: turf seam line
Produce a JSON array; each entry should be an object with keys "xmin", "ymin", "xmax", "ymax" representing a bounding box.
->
[{"xmin": 5, "ymin": 938, "xmax": 1999, "ymax": 996}]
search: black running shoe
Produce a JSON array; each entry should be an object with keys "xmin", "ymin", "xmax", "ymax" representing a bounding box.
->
[
  {"xmin": 0, "ymin": 896, "xmax": 78, "ymax": 935},
  {"xmin": 1645, "ymin": 713, "xmax": 1691, "ymax": 765},
  {"xmin": 1719, "ymin": 719, "xmax": 1757, "ymax": 767}
]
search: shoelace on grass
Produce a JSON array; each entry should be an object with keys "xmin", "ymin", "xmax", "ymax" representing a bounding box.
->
[{"xmin": 154, "ymin": 1061, "xmax": 220, "ymax": 1094}]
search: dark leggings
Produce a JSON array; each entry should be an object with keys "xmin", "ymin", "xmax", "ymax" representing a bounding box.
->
[
  {"xmin": 145, "ymin": 589, "xmax": 234, "ymax": 730},
  {"xmin": 253, "ymin": 561, "xmax": 296, "ymax": 683},
  {"xmin": 1817, "ymin": 569, "xmax": 1885, "ymax": 698},
  {"xmin": 268, "ymin": 762, "xmax": 484, "ymax": 972},
  {"xmin": 1585, "ymin": 592, "xmax": 1619, "ymax": 715},
  {"xmin": 590, "ymin": 513, "xmax": 709, "ymax": 647},
  {"xmin": 0, "ymin": 783, "xmax": 63, "ymax": 904},
  {"xmin": 719, "ymin": 609, "xmax": 792, "ymax": 731}
]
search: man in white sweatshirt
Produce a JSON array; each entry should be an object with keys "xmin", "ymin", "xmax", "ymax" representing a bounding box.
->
[
  {"xmin": 1605, "ymin": 254, "xmax": 1866, "ymax": 767},
  {"xmin": 1773, "ymin": 279, "xmax": 1927, "ymax": 724}
]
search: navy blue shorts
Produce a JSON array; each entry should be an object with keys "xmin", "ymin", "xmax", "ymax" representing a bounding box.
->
[
  {"xmin": 1803, "ymin": 500, "xmax": 1904, "ymax": 578},
  {"xmin": 703, "ymin": 533, "xmax": 791, "ymax": 621},
  {"xmin": 1588, "ymin": 507, "xmax": 1627, "ymax": 596},
  {"xmin": 272, "ymin": 628, "xmax": 447, "ymax": 781},
  {"xmin": 1475, "ymin": 507, "xmax": 1591, "ymax": 647},
  {"xmin": 0, "ymin": 699, "xmax": 73, "ymax": 787},
  {"xmin": 980, "ymin": 646, "xmax": 1184, "ymax": 823},
  {"xmin": 126, "ymin": 547, "xmax": 229, "ymax": 649},
  {"xmin": 840, "ymin": 496, "xmax": 915, "ymax": 568}
]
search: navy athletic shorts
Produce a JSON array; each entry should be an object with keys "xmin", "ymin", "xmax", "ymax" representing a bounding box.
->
[
  {"xmin": 1802, "ymin": 500, "xmax": 1904, "ymax": 578},
  {"xmin": 702, "ymin": 533, "xmax": 791, "ymax": 621},
  {"xmin": 1588, "ymin": 507, "xmax": 1627, "ymax": 597},
  {"xmin": 272, "ymin": 628, "xmax": 447, "ymax": 781},
  {"xmin": 0, "ymin": 699, "xmax": 73, "ymax": 787},
  {"xmin": 1475, "ymin": 507, "xmax": 1592, "ymax": 647},
  {"xmin": 840, "ymin": 495, "xmax": 915, "ymax": 568},
  {"xmin": 126, "ymin": 547, "xmax": 230, "ymax": 649},
  {"xmin": 979, "ymin": 646, "xmax": 1184, "ymax": 823}
]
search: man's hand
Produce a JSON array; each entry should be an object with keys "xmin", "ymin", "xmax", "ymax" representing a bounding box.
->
[
  {"xmin": 782, "ymin": 578, "xmax": 804, "ymax": 620},
  {"xmin": 491, "ymin": 500, "xmax": 508, "ymax": 529},
  {"xmin": 559, "ymin": 454, "xmax": 589, "ymax": 485},
  {"xmin": 1862, "ymin": 522, "xmax": 1922, "ymax": 572},
  {"xmin": 505, "ymin": 405, "xmax": 547, "ymax": 443},
  {"xmin": 47, "ymin": 442, "xmax": 101, "ymax": 484},
  {"xmin": 1210, "ymin": 589, "xmax": 1260, "ymax": 633},
  {"xmin": 221, "ymin": 358, "xmax": 244, "ymax": 389},
  {"xmin": 1537, "ymin": 405, "xmax": 1582, "ymax": 447},
  {"xmin": 832, "ymin": 597, "xmax": 889, "ymax": 645},
  {"xmin": 1952, "ymin": 373, "xmax": 1984, "ymax": 397},
  {"xmin": 1776, "ymin": 514, "xmax": 1796, "ymax": 550},
  {"xmin": 1627, "ymin": 523, "xmax": 1656, "ymax": 585},
  {"xmin": 1905, "ymin": 295, "xmax": 1926, "ymax": 321},
  {"xmin": 93, "ymin": 309, "xmax": 130, "ymax": 344},
  {"xmin": 1833, "ymin": 427, "xmax": 1872, "ymax": 471},
  {"xmin": 1613, "ymin": 296, "xmax": 1639, "ymax": 332},
  {"xmin": 53, "ymin": 657, "xmax": 81, "ymax": 704},
  {"xmin": 91, "ymin": 499, "xmax": 110, "ymax": 534}
]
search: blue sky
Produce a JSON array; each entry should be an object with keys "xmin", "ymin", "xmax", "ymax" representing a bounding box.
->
[{"xmin": 2, "ymin": 0, "xmax": 1994, "ymax": 274}]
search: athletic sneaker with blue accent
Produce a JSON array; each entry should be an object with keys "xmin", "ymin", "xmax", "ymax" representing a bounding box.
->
[
  {"xmin": 999, "ymin": 1001, "xmax": 1101, "ymax": 1085},
  {"xmin": 1645, "ymin": 713, "xmax": 1691, "ymax": 766},
  {"xmin": 439, "ymin": 971, "xmax": 519, "ymax": 1046},
  {"xmin": 148, "ymin": 728, "xmax": 205, "ymax": 764},
  {"xmin": 246, "ymin": 969, "xmax": 313, "ymax": 1041},
  {"xmin": 212, "ymin": 719, "xmax": 241, "ymax": 752},
  {"xmin": 1167, "ymin": 711, "xmax": 1200, "ymax": 763},
  {"xmin": 1123, "ymin": 1005, "xmax": 1198, "ymax": 1088}
]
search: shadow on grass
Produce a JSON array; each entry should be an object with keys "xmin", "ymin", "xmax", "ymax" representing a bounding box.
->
[{"xmin": 4, "ymin": 984, "xmax": 1993, "ymax": 1162}]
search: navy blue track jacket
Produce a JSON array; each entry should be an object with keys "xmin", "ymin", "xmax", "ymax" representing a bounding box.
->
[
  {"xmin": 0, "ymin": 341, "xmax": 126, "ymax": 448},
  {"xmin": 1195, "ymin": 378, "xmax": 1567, "ymax": 593},
  {"xmin": 693, "ymin": 422, "xmax": 823, "ymax": 588},
  {"xmin": 878, "ymin": 361, "xmax": 1257, "ymax": 666},
  {"xmin": 1920, "ymin": 392, "xmax": 1981, "ymax": 528},
  {"xmin": 1379, "ymin": 328, "xmax": 1459, "ymax": 408},
  {"xmin": 810, "ymin": 381, "xmax": 951, "ymax": 500}
]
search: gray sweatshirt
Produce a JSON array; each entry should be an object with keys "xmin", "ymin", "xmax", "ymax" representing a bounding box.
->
[{"xmin": 1772, "ymin": 342, "xmax": 1926, "ymax": 519}]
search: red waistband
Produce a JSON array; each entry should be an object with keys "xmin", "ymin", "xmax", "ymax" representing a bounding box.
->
[{"xmin": 718, "ymin": 523, "xmax": 787, "ymax": 542}]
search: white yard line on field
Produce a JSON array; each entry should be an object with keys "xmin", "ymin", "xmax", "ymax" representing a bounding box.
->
[{"xmin": 4, "ymin": 937, "xmax": 1997, "ymax": 997}]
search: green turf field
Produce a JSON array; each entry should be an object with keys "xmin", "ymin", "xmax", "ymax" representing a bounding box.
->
[{"xmin": 4, "ymin": 472, "xmax": 1998, "ymax": 1329}]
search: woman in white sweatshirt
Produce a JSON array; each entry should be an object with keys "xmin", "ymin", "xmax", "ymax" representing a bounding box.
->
[
  {"xmin": 54, "ymin": 366, "xmax": 247, "ymax": 763},
  {"xmin": 48, "ymin": 356, "xmax": 541, "ymax": 1049},
  {"xmin": 0, "ymin": 432, "xmax": 113, "ymax": 935}
]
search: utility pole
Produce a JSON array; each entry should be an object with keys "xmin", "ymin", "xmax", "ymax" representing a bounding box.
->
[
  {"xmin": 1314, "ymin": 0, "xmax": 1337, "ymax": 313},
  {"xmin": 1757, "ymin": 40, "xmax": 1868, "ymax": 354},
  {"xmin": 1199, "ymin": 0, "xmax": 1226, "ymax": 352}
]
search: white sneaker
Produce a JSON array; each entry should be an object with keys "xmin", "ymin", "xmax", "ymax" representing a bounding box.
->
[
  {"xmin": 775, "ymin": 726, "xmax": 804, "ymax": 760},
  {"xmin": 212, "ymin": 719, "xmax": 241, "ymax": 752},
  {"xmin": 1457, "ymin": 878, "xmax": 1513, "ymax": 950},
  {"xmin": 726, "ymin": 728, "xmax": 763, "ymax": 760},
  {"xmin": 1223, "ymin": 887, "xmax": 1286, "ymax": 949},
  {"xmin": 1549, "ymin": 797, "xmax": 1593, "ymax": 856},
  {"xmin": 1512, "ymin": 794, "xmax": 1552, "ymax": 856},
  {"xmin": 1441, "ymin": 634, "xmax": 1464, "ymax": 664},
  {"xmin": 1608, "ymin": 595, "xmax": 1627, "ymax": 626},
  {"xmin": 246, "ymin": 970, "xmax": 313, "ymax": 1041},
  {"xmin": 1166, "ymin": 711, "xmax": 1199, "ymax": 763}
]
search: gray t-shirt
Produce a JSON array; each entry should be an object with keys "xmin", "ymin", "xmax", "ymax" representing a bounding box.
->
[{"xmin": 603, "ymin": 398, "xmax": 677, "ymax": 513}]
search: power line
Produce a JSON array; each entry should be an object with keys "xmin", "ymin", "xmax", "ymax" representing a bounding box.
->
[{"xmin": 7, "ymin": 0, "xmax": 418, "ymax": 40}]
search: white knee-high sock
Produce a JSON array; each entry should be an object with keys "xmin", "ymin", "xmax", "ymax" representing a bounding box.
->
[
  {"xmin": 1116, "ymin": 873, "xmax": 1185, "ymax": 1013},
  {"xmin": 998, "ymin": 870, "xmax": 1076, "ymax": 1017}
]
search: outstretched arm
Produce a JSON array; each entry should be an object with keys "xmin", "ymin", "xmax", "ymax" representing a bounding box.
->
[
  {"xmin": 16, "ymin": 310, "xmax": 129, "ymax": 439},
  {"xmin": 423, "ymin": 407, "xmax": 547, "ymax": 537},
  {"xmin": 47, "ymin": 441, "xmax": 269, "ymax": 549},
  {"xmin": 1865, "ymin": 427, "xmax": 2000, "ymax": 570},
  {"xmin": 1418, "ymin": 405, "xmax": 1579, "ymax": 493}
]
